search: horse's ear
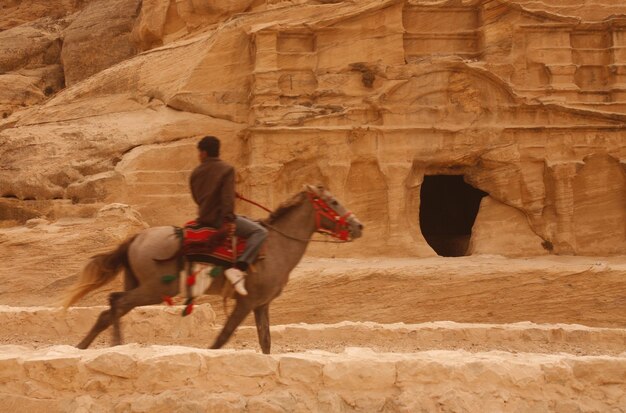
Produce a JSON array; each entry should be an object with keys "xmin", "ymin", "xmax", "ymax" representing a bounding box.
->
[{"xmin": 303, "ymin": 183, "xmax": 325, "ymax": 195}]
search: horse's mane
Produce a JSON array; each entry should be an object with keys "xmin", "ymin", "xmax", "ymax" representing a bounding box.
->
[{"xmin": 263, "ymin": 191, "xmax": 306, "ymax": 225}]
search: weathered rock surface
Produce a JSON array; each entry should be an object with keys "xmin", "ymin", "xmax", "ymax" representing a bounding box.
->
[
  {"xmin": 0, "ymin": 304, "xmax": 217, "ymax": 347},
  {"xmin": 131, "ymin": 0, "xmax": 258, "ymax": 50},
  {"xmin": 0, "ymin": 203, "xmax": 148, "ymax": 306},
  {"xmin": 2, "ymin": 0, "xmax": 626, "ymax": 257},
  {"xmin": 0, "ymin": 17, "xmax": 66, "ymax": 117},
  {"xmin": 0, "ymin": 344, "xmax": 624, "ymax": 413},
  {"xmin": 1, "ymin": 205, "xmax": 624, "ymax": 328},
  {"xmin": 0, "ymin": 0, "xmax": 82, "ymax": 31},
  {"xmin": 2, "ymin": 2, "xmax": 625, "ymax": 411},
  {"xmin": 468, "ymin": 196, "xmax": 548, "ymax": 256},
  {"xmin": 61, "ymin": 0, "xmax": 141, "ymax": 86},
  {"xmin": 2, "ymin": 305, "xmax": 625, "ymax": 356}
]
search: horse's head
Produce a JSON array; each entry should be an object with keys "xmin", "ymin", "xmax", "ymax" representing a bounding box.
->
[{"xmin": 305, "ymin": 184, "xmax": 363, "ymax": 241}]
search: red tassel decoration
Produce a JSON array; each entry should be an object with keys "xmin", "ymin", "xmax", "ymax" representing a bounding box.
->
[{"xmin": 183, "ymin": 302, "xmax": 194, "ymax": 316}]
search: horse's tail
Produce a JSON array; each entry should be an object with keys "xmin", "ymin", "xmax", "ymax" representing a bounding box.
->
[{"xmin": 63, "ymin": 235, "xmax": 138, "ymax": 309}]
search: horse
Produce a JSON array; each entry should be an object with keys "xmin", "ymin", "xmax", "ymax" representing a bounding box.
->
[{"xmin": 63, "ymin": 184, "xmax": 363, "ymax": 353}]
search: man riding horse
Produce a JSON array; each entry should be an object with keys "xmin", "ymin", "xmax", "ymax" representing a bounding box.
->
[
  {"xmin": 189, "ymin": 135, "xmax": 268, "ymax": 296},
  {"xmin": 64, "ymin": 160, "xmax": 363, "ymax": 351}
]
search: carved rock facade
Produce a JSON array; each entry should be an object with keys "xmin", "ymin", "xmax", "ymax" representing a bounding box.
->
[{"xmin": 1, "ymin": 0, "xmax": 625, "ymax": 257}]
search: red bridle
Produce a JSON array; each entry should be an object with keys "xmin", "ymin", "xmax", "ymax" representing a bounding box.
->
[
  {"xmin": 238, "ymin": 190, "xmax": 355, "ymax": 242},
  {"xmin": 307, "ymin": 191, "xmax": 354, "ymax": 241}
]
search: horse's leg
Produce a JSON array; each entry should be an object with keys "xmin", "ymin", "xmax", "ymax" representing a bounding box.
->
[
  {"xmin": 110, "ymin": 267, "xmax": 140, "ymax": 345},
  {"xmin": 211, "ymin": 299, "xmax": 252, "ymax": 350},
  {"xmin": 76, "ymin": 286, "xmax": 164, "ymax": 349},
  {"xmin": 77, "ymin": 307, "xmax": 113, "ymax": 349},
  {"xmin": 109, "ymin": 287, "xmax": 164, "ymax": 346},
  {"xmin": 109, "ymin": 292, "xmax": 125, "ymax": 346},
  {"xmin": 254, "ymin": 303, "xmax": 271, "ymax": 354},
  {"xmin": 76, "ymin": 292, "xmax": 136, "ymax": 349},
  {"xmin": 124, "ymin": 266, "xmax": 139, "ymax": 291}
]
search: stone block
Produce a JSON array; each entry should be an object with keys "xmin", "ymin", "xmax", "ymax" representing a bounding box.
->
[
  {"xmin": 22, "ymin": 354, "xmax": 82, "ymax": 392},
  {"xmin": 278, "ymin": 355, "xmax": 324, "ymax": 387},
  {"xmin": 84, "ymin": 351, "xmax": 139, "ymax": 379},
  {"xmin": 323, "ymin": 358, "xmax": 396, "ymax": 390}
]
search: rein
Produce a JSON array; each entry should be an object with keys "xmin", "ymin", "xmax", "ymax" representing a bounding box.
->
[
  {"xmin": 236, "ymin": 193, "xmax": 272, "ymax": 213},
  {"xmin": 264, "ymin": 222, "xmax": 348, "ymax": 243},
  {"xmin": 237, "ymin": 191, "xmax": 354, "ymax": 243}
]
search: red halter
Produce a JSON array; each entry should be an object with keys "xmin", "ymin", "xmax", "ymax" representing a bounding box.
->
[{"xmin": 307, "ymin": 191, "xmax": 354, "ymax": 241}]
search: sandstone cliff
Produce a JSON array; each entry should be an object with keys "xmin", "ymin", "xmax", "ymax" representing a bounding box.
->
[
  {"xmin": 1, "ymin": 0, "xmax": 626, "ymax": 257},
  {"xmin": 1, "ymin": 4, "xmax": 625, "ymax": 411}
]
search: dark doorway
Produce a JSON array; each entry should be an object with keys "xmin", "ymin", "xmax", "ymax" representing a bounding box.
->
[{"xmin": 419, "ymin": 175, "xmax": 487, "ymax": 257}]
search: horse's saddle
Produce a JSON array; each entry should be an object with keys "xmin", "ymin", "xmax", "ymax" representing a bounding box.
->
[{"xmin": 182, "ymin": 220, "xmax": 246, "ymax": 265}]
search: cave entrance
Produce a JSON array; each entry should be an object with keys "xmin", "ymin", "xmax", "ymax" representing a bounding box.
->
[{"xmin": 419, "ymin": 175, "xmax": 487, "ymax": 257}]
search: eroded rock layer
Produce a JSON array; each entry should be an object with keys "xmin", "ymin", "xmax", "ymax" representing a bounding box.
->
[
  {"xmin": 2, "ymin": 305, "xmax": 625, "ymax": 413},
  {"xmin": 0, "ymin": 343, "xmax": 624, "ymax": 413},
  {"xmin": 2, "ymin": 306, "xmax": 625, "ymax": 355},
  {"xmin": 2, "ymin": 0, "xmax": 626, "ymax": 257},
  {"xmin": 2, "ymin": 3, "xmax": 625, "ymax": 412}
]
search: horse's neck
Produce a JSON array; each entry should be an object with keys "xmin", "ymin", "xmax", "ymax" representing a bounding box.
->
[{"xmin": 266, "ymin": 200, "xmax": 316, "ymax": 271}]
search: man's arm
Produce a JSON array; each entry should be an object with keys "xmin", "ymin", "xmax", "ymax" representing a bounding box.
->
[
  {"xmin": 221, "ymin": 166, "xmax": 236, "ymax": 223},
  {"xmin": 189, "ymin": 168, "xmax": 200, "ymax": 205}
]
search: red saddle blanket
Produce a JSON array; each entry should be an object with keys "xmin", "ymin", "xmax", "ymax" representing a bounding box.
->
[{"xmin": 182, "ymin": 220, "xmax": 246, "ymax": 263}]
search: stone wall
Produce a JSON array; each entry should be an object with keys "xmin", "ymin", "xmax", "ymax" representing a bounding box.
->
[
  {"xmin": 1, "ymin": 306, "xmax": 625, "ymax": 412},
  {"xmin": 1, "ymin": 344, "xmax": 624, "ymax": 412}
]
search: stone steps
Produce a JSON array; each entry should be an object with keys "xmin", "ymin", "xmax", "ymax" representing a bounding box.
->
[
  {"xmin": 1, "ymin": 305, "xmax": 624, "ymax": 413},
  {"xmin": 1, "ymin": 305, "xmax": 624, "ymax": 356},
  {"xmin": 0, "ymin": 340, "xmax": 624, "ymax": 413}
]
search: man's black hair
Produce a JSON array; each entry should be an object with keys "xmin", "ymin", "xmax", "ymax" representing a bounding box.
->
[{"xmin": 198, "ymin": 135, "xmax": 220, "ymax": 157}]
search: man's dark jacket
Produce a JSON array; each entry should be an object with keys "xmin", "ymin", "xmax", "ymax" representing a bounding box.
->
[{"xmin": 189, "ymin": 157, "xmax": 236, "ymax": 227}]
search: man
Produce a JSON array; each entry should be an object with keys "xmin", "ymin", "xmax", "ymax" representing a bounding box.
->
[{"xmin": 189, "ymin": 135, "xmax": 268, "ymax": 296}]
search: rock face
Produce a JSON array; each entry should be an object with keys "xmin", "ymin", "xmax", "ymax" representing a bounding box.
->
[
  {"xmin": 0, "ymin": 0, "xmax": 82, "ymax": 31},
  {"xmin": 0, "ymin": 18, "xmax": 66, "ymax": 117},
  {"xmin": 61, "ymin": 0, "xmax": 141, "ymax": 86},
  {"xmin": 131, "ymin": 0, "xmax": 257, "ymax": 50},
  {"xmin": 1, "ymin": 0, "xmax": 626, "ymax": 257}
]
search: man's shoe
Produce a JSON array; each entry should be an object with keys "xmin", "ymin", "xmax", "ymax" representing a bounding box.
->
[{"xmin": 224, "ymin": 268, "xmax": 248, "ymax": 296}]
